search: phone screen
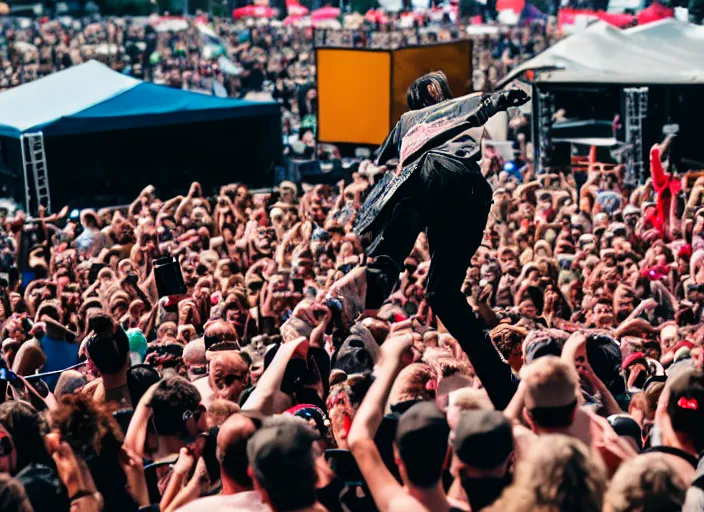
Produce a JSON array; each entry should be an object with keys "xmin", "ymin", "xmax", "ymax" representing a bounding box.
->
[{"xmin": 153, "ymin": 256, "xmax": 187, "ymax": 298}]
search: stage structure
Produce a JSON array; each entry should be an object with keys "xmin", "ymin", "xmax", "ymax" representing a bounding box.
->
[
  {"xmin": 534, "ymin": 89, "xmax": 555, "ymax": 172},
  {"xmin": 316, "ymin": 39, "xmax": 472, "ymax": 147},
  {"xmin": 623, "ymin": 87, "xmax": 649, "ymax": 185},
  {"xmin": 501, "ymin": 20, "xmax": 704, "ymax": 179}
]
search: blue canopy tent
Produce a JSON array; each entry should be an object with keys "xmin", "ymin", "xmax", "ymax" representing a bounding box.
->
[{"xmin": 0, "ymin": 60, "xmax": 282, "ymax": 211}]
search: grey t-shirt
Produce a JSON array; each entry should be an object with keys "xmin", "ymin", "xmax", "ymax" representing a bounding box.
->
[{"xmin": 684, "ymin": 457, "xmax": 704, "ymax": 512}]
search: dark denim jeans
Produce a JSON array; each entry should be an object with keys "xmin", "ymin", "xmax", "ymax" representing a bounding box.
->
[{"xmin": 366, "ymin": 158, "xmax": 517, "ymax": 410}]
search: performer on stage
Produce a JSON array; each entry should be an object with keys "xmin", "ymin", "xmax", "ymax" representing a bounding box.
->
[{"xmin": 356, "ymin": 72, "xmax": 529, "ymax": 409}]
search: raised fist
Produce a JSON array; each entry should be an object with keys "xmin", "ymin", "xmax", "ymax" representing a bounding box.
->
[
  {"xmin": 495, "ymin": 88, "xmax": 530, "ymax": 110},
  {"xmin": 473, "ymin": 89, "xmax": 531, "ymax": 127}
]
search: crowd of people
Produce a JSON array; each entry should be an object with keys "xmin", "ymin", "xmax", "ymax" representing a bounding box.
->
[
  {"xmin": 0, "ymin": 82, "xmax": 704, "ymax": 511},
  {"xmin": 0, "ymin": 13, "xmax": 552, "ymax": 158},
  {"xmin": 0, "ymin": 10, "xmax": 703, "ymax": 512},
  {"xmin": 1, "ymin": 15, "xmax": 320, "ymax": 148}
]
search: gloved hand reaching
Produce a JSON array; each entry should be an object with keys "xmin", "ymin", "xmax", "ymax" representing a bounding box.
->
[{"xmin": 494, "ymin": 88, "xmax": 531, "ymax": 110}]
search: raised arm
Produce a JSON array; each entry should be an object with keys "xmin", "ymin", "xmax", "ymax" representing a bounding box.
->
[
  {"xmin": 175, "ymin": 182, "xmax": 201, "ymax": 221},
  {"xmin": 159, "ymin": 447, "xmax": 196, "ymax": 512},
  {"xmin": 241, "ymin": 337, "xmax": 308, "ymax": 415},
  {"xmin": 158, "ymin": 194, "xmax": 184, "ymax": 219},
  {"xmin": 347, "ymin": 334, "xmax": 414, "ymax": 512},
  {"xmin": 163, "ymin": 458, "xmax": 209, "ymax": 512},
  {"xmin": 402, "ymin": 90, "xmax": 530, "ymax": 168},
  {"xmin": 650, "ymin": 145, "xmax": 668, "ymax": 191},
  {"xmin": 123, "ymin": 382, "xmax": 160, "ymax": 459}
]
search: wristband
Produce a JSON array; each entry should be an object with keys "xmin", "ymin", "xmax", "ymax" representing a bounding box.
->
[
  {"xmin": 70, "ymin": 490, "xmax": 104, "ymax": 510},
  {"xmin": 70, "ymin": 490, "xmax": 94, "ymax": 502}
]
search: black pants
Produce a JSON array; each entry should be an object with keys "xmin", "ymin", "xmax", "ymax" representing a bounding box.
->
[{"xmin": 367, "ymin": 161, "xmax": 516, "ymax": 409}]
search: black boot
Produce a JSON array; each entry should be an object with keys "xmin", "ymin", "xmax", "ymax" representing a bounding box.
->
[{"xmin": 364, "ymin": 255, "xmax": 400, "ymax": 310}]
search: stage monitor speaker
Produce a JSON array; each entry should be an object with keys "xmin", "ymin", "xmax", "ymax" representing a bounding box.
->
[{"xmin": 317, "ymin": 40, "xmax": 472, "ymax": 147}]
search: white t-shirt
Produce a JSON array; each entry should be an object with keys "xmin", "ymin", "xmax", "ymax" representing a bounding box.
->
[{"xmin": 176, "ymin": 491, "xmax": 271, "ymax": 512}]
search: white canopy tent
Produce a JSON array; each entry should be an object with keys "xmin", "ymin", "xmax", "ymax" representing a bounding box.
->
[{"xmin": 498, "ymin": 19, "xmax": 704, "ymax": 87}]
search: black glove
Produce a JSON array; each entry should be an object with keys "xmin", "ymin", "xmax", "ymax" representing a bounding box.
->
[
  {"xmin": 494, "ymin": 88, "xmax": 531, "ymax": 111},
  {"xmin": 468, "ymin": 89, "xmax": 531, "ymax": 129}
]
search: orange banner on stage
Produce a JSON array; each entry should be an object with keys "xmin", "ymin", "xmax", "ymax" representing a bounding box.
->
[
  {"xmin": 317, "ymin": 49, "xmax": 392, "ymax": 146},
  {"xmin": 317, "ymin": 40, "xmax": 472, "ymax": 146}
]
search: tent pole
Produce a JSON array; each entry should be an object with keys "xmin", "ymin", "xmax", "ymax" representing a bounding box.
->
[{"xmin": 19, "ymin": 135, "xmax": 31, "ymax": 214}]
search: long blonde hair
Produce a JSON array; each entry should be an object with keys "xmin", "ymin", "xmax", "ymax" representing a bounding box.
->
[{"xmin": 486, "ymin": 434, "xmax": 606, "ymax": 512}]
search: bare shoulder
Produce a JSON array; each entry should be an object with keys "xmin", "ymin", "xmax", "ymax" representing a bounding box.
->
[
  {"xmin": 513, "ymin": 423, "xmax": 537, "ymax": 459},
  {"xmin": 387, "ymin": 494, "xmax": 431, "ymax": 512}
]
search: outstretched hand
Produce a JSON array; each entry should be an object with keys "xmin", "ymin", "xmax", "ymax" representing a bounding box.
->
[
  {"xmin": 119, "ymin": 447, "xmax": 150, "ymax": 508},
  {"xmin": 379, "ymin": 333, "xmax": 417, "ymax": 369},
  {"xmin": 495, "ymin": 88, "xmax": 530, "ymax": 111},
  {"xmin": 49, "ymin": 439, "xmax": 100, "ymax": 507}
]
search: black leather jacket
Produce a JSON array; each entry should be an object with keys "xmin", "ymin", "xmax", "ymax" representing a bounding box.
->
[{"xmin": 355, "ymin": 91, "xmax": 523, "ymax": 240}]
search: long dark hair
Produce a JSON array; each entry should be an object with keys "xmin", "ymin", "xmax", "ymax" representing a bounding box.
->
[
  {"xmin": 0, "ymin": 401, "xmax": 53, "ymax": 472},
  {"xmin": 406, "ymin": 71, "xmax": 453, "ymax": 110},
  {"xmin": 51, "ymin": 394, "xmax": 136, "ymax": 512}
]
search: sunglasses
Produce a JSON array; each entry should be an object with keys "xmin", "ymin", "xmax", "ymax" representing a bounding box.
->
[{"xmin": 182, "ymin": 405, "xmax": 206, "ymax": 426}]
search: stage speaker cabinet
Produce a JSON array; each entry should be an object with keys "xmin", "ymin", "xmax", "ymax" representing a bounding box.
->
[{"xmin": 316, "ymin": 40, "xmax": 473, "ymax": 147}]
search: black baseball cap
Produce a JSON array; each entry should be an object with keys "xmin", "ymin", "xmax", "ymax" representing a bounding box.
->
[
  {"xmin": 667, "ymin": 369, "xmax": 704, "ymax": 452},
  {"xmin": 247, "ymin": 417, "xmax": 319, "ymax": 487},
  {"xmin": 524, "ymin": 336, "xmax": 564, "ymax": 364},
  {"xmin": 453, "ymin": 410, "xmax": 514, "ymax": 470},
  {"xmin": 607, "ymin": 414, "xmax": 642, "ymax": 451},
  {"xmin": 395, "ymin": 401, "xmax": 449, "ymax": 450},
  {"xmin": 394, "ymin": 401, "xmax": 450, "ymax": 487}
]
